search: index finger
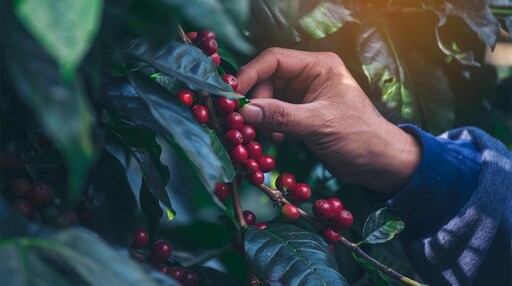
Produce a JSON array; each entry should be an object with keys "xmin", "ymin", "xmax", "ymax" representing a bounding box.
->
[{"xmin": 236, "ymin": 47, "xmax": 320, "ymax": 95}]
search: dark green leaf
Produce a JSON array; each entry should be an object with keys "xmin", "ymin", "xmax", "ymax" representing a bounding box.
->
[
  {"xmin": 218, "ymin": 47, "xmax": 242, "ymax": 70},
  {"xmin": 444, "ymin": 0, "xmax": 500, "ymax": 50},
  {"xmin": 128, "ymin": 40, "xmax": 242, "ymax": 98},
  {"xmin": 140, "ymin": 180, "xmax": 163, "ymax": 236},
  {"xmin": 85, "ymin": 149, "xmax": 138, "ymax": 245},
  {"xmin": 208, "ymin": 130, "xmax": 236, "ymax": 183},
  {"xmin": 244, "ymin": 223, "xmax": 347, "ymax": 286},
  {"xmin": 352, "ymin": 254, "xmax": 392, "ymax": 286},
  {"xmin": 193, "ymin": 265, "xmax": 241, "ymax": 286},
  {"xmin": 164, "ymin": 0, "xmax": 253, "ymax": 54},
  {"xmin": 3, "ymin": 3, "xmax": 95, "ymax": 204},
  {"xmin": 362, "ymin": 208, "xmax": 404, "ymax": 245},
  {"xmin": 14, "ymin": 0, "xmax": 103, "ymax": 75},
  {"xmin": 299, "ymin": 2, "xmax": 357, "ymax": 39}
]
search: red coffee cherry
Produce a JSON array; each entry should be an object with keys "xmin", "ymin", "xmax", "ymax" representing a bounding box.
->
[
  {"xmin": 192, "ymin": 105, "xmax": 209, "ymax": 124},
  {"xmin": 248, "ymin": 170, "xmax": 264, "ymax": 186},
  {"xmin": 312, "ymin": 199, "xmax": 335, "ymax": 222},
  {"xmin": 259, "ymin": 155, "xmax": 275, "ymax": 173},
  {"xmin": 158, "ymin": 264, "xmax": 172, "ymax": 275},
  {"xmin": 229, "ymin": 145, "xmax": 248, "ymax": 164},
  {"xmin": 182, "ymin": 270, "xmax": 199, "ymax": 286},
  {"xmin": 281, "ymin": 204, "xmax": 300, "ymax": 221},
  {"xmin": 225, "ymin": 112, "xmax": 244, "ymax": 130},
  {"xmin": 243, "ymin": 210, "xmax": 256, "ymax": 226},
  {"xmin": 216, "ymin": 97, "xmax": 236, "ymax": 114},
  {"xmin": 331, "ymin": 210, "xmax": 353, "ymax": 230},
  {"xmin": 214, "ymin": 182, "xmax": 230, "ymax": 201},
  {"xmin": 255, "ymin": 222, "xmax": 269, "ymax": 229},
  {"xmin": 196, "ymin": 29, "xmax": 216, "ymax": 41},
  {"xmin": 151, "ymin": 240, "xmax": 173, "ymax": 262},
  {"xmin": 170, "ymin": 266, "xmax": 184, "ymax": 281},
  {"xmin": 323, "ymin": 228, "xmax": 341, "ymax": 244},
  {"xmin": 176, "ymin": 89, "xmax": 194, "ymax": 106},
  {"xmin": 186, "ymin": 31, "xmax": 197, "ymax": 42},
  {"xmin": 221, "ymin": 74, "xmax": 238, "ymax": 92},
  {"xmin": 130, "ymin": 228, "xmax": 149, "ymax": 248},
  {"xmin": 240, "ymin": 124, "xmax": 256, "ymax": 144},
  {"xmin": 224, "ymin": 130, "xmax": 244, "ymax": 147},
  {"xmin": 243, "ymin": 159, "xmax": 259, "ymax": 174},
  {"xmin": 210, "ymin": 53, "xmax": 221, "ymax": 67},
  {"xmin": 234, "ymin": 98, "xmax": 241, "ymax": 110},
  {"xmin": 289, "ymin": 183, "xmax": 311, "ymax": 203},
  {"xmin": 328, "ymin": 198, "xmax": 344, "ymax": 213},
  {"xmin": 28, "ymin": 183, "xmax": 54, "ymax": 205},
  {"xmin": 14, "ymin": 199, "xmax": 33, "ymax": 218},
  {"xmin": 275, "ymin": 173, "xmax": 296, "ymax": 191},
  {"xmin": 196, "ymin": 37, "xmax": 218, "ymax": 56},
  {"xmin": 246, "ymin": 141, "xmax": 262, "ymax": 161},
  {"xmin": 10, "ymin": 178, "xmax": 30, "ymax": 197}
]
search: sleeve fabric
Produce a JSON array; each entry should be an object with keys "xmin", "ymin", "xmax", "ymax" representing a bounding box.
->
[{"xmin": 383, "ymin": 124, "xmax": 511, "ymax": 286}]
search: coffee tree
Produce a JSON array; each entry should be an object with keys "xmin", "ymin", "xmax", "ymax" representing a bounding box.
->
[{"xmin": 1, "ymin": 0, "xmax": 510, "ymax": 285}]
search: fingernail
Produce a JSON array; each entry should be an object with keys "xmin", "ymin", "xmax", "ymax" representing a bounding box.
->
[{"xmin": 240, "ymin": 105, "xmax": 263, "ymax": 124}]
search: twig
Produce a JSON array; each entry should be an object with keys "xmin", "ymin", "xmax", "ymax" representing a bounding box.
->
[
  {"xmin": 232, "ymin": 180, "xmax": 247, "ymax": 228},
  {"xmin": 177, "ymin": 24, "xmax": 193, "ymax": 44}
]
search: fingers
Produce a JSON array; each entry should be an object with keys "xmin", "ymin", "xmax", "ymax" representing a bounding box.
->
[
  {"xmin": 239, "ymin": 98, "xmax": 313, "ymax": 136},
  {"xmin": 236, "ymin": 48, "xmax": 320, "ymax": 95}
]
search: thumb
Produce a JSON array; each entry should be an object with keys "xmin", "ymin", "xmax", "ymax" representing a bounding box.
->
[{"xmin": 239, "ymin": 98, "xmax": 312, "ymax": 136}]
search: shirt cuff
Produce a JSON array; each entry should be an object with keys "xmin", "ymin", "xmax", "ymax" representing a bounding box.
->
[{"xmin": 380, "ymin": 124, "xmax": 482, "ymax": 235}]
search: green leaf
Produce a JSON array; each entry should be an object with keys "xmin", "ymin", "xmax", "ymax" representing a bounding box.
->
[
  {"xmin": 299, "ymin": 2, "xmax": 357, "ymax": 39},
  {"xmin": 140, "ymin": 180, "xmax": 164, "ymax": 236},
  {"xmin": 208, "ymin": 130, "xmax": 236, "ymax": 183},
  {"xmin": 164, "ymin": 0, "xmax": 253, "ymax": 54},
  {"xmin": 362, "ymin": 208, "xmax": 404, "ymax": 245},
  {"xmin": 244, "ymin": 223, "xmax": 347, "ymax": 286},
  {"xmin": 14, "ymin": 0, "xmax": 103, "ymax": 75},
  {"xmin": 128, "ymin": 40, "xmax": 243, "ymax": 98},
  {"xmin": 3, "ymin": 3, "xmax": 95, "ymax": 204},
  {"xmin": 352, "ymin": 254, "xmax": 392, "ymax": 286}
]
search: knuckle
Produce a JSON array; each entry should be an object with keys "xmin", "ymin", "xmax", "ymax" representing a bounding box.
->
[
  {"xmin": 267, "ymin": 106, "xmax": 292, "ymax": 130},
  {"xmin": 264, "ymin": 47, "xmax": 287, "ymax": 57}
]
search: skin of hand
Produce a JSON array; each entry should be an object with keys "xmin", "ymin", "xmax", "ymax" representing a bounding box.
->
[{"xmin": 237, "ymin": 48, "xmax": 421, "ymax": 195}]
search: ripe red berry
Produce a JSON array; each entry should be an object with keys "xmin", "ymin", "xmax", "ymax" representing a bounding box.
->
[
  {"xmin": 248, "ymin": 170, "xmax": 264, "ymax": 186},
  {"xmin": 275, "ymin": 173, "xmax": 296, "ymax": 191},
  {"xmin": 10, "ymin": 179, "xmax": 30, "ymax": 197},
  {"xmin": 234, "ymin": 98, "xmax": 241, "ymax": 110},
  {"xmin": 28, "ymin": 183, "xmax": 54, "ymax": 205},
  {"xmin": 196, "ymin": 37, "xmax": 218, "ymax": 56},
  {"xmin": 182, "ymin": 270, "xmax": 199, "ymax": 286},
  {"xmin": 331, "ymin": 210, "xmax": 353, "ymax": 230},
  {"xmin": 255, "ymin": 222, "xmax": 269, "ymax": 229},
  {"xmin": 14, "ymin": 199, "xmax": 32, "ymax": 218},
  {"xmin": 323, "ymin": 228, "xmax": 341, "ymax": 244},
  {"xmin": 246, "ymin": 141, "xmax": 262, "ymax": 161},
  {"xmin": 289, "ymin": 183, "xmax": 311, "ymax": 203},
  {"xmin": 229, "ymin": 145, "xmax": 248, "ymax": 164},
  {"xmin": 192, "ymin": 105, "xmax": 209, "ymax": 124},
  {"xmin": 170, "ymin": 267, "xmax": 184, "ymax": 281},
  {"xmin": 259, "ymin": 155, "xmax": 275, "ymax": 173},
  {"xmin": 216, "ymin": 97, "xmax": 235, "ymax": 114},
  {"xmin": 196, "ymin": 29, "xmax": 216, "ymax": 41},
  {"xmin": 186, "ymin": 31, "xmax": 197, "ymax": 42},
  {"xmin": 281, "ymin": 204, "xmax": 300, "ymax": 221},
  {"xmin": 214, "ymin": 182, "xmax": 230, "ymax": 201},
  {"xmin": 225, "ymin": 112, "xmax": 243, "ymax": 130},
  {"xmin": 158, "ymin": 264, "xmax": 172, "ymax": 275},
  {"xmin": 221, "ymin": 74, "xmax": 238, "ymax": 91},
  {"xmin": 176, "ymin": 89, "xmax": 194, "ymax": 106},
  {"xmin": 243, "ymin": 159, "xmax": 259, "ymax": 174},
  {"xmin": 210, "ymin": 53, "xmax": 221, "ymax": 67},
  {"xmin": 130, "ymin": 228, "xmax": 149, "ymax": 248},
  {"xmin": 243, "ymin": 210, "xmax": 256, "ymax": 226},
  {"xmin": 240, "ymin": 124, "xmax": 256, "ymax": 144},
  {"xmin": 313, "ymin": 199, "xmax": 335, "ymax": 222},
  {"xmin": 151, "ymin": 240, "xmax": 173, "ymax": 262},
  {"xmin": 328, "ymin": 198, "xmax": 344, "ymax": 213},
  {"xmin": 224, "ymin": 129, "xmax": 243, "ymax": 147}
]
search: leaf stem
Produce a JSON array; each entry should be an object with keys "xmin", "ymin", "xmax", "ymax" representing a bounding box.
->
[{"xmin": 232, "ymin": 181, "xmax": 247, "ymax": 229}]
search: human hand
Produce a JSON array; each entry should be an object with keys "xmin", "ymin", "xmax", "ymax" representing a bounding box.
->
[{"xmin": 237, "ymin": 48, "xmax": 420, "ymax": 195}]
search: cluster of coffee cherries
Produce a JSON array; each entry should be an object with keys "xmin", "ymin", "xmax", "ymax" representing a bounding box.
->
[
  {"xmin": 5, "ymin": 178, "xmax": 83, "ymax": 227},
  {"xmin": 130, "ymin": 228, "xmax": 199, "ymax": 286}
]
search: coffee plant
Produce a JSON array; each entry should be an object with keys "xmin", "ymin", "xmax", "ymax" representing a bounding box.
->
[{"xmin": 1, "ymin": 0, "xmax": 510, "ymax": 285}]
